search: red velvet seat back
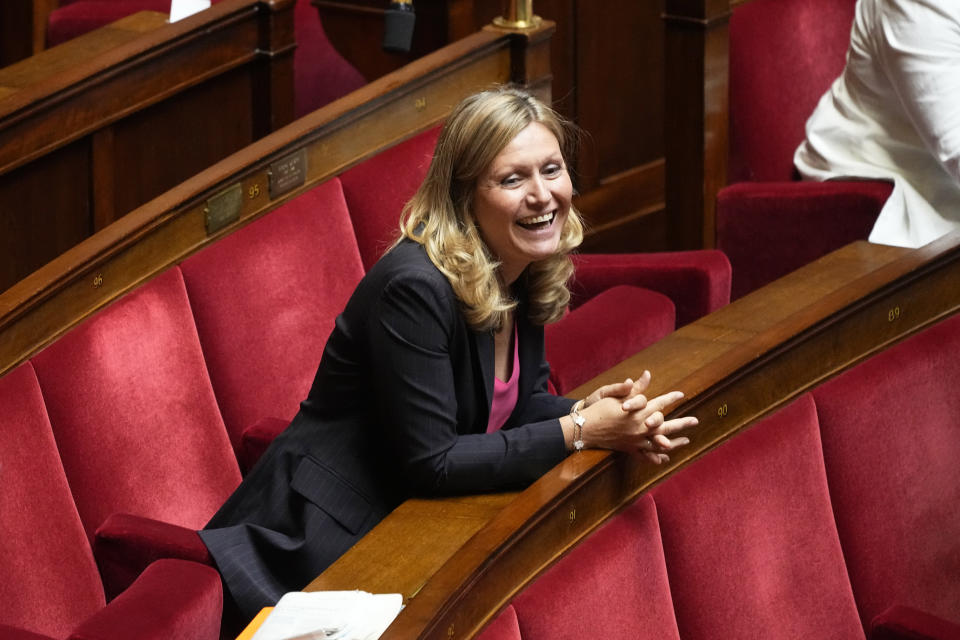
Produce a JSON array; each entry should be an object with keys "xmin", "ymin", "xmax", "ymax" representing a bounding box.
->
[
  {"xmin": 813, "ymin": 313, "xmax": 960, "ymax": 627},
  {"xmin": 181, "ymin": 178, "xmax": 365, "ymax": 452},
  {"xmin": 0, "ymin": 363, "xmax": 105, "ymax": 638},
  {"xmin": 653, "ymin": 394, "xmax": 864, "ymax": 640},
  {"xmin": 339, "ymin": 128, "xmax": 441, "ymax": 271},
  {"xmin": 510, "ymin": 494, "xmax": 680, "ymax": 640},
  {"xmin": 728, "ymin": 0, "xmax": 856, "ymax": 182},
  {"xmin": 544, "ymin": 285, "xmax": 674, "ymax": 395},
  {"xmin": 292, "ymin": 0, "xmax": 366, "ymax": 116},
  {"xmin": 31, "ymin": 268, "xmax": 241, "ymax": 540}
]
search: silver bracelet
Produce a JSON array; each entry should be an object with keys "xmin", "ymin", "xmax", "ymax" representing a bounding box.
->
[{"xmin": 571, "ymin": 399, "xmax": 585, "ymax": 452}]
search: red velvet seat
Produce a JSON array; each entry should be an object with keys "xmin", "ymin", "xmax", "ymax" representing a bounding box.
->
[
  {"xmin": 0, "ymin": 363, "xmax": 223, "ymax": 639},
  {"xmin": 510, "ymin": 494, "xmax": 681, "ymax": 640},
  {"xmin": 181, "ymin": 179, "xmax": 366, "ymax": 462},
  {"xmin": 45, "ymin": 0, "xmax": 365, "ymax": 117},
  {"xmin": 718, "ymin": 0, "xmax": 892, "ymax": 299},
  {"xmin": 30, "ymin": 267, "xmax": 241, "ymax": 598},
  {"xmin": 813, "ymin": 313, "xmax": 960, "ymax": 628},
  {"xmin": 652, "ymin": 394, "xmax": 863, "ymax": 639}
]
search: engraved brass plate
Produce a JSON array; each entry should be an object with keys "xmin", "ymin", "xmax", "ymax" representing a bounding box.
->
[
  {"xmin": 268, "ymin": 149, "xmax": 307, "ymax": 199},
  {"xmin": 205, "ymin": 184, "xmax": 243, "ymax": 235}
]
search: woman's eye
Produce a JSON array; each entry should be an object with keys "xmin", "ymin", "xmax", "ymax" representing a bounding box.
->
[
  {"xmin": 543, "ymin": 164, "xmax": 563, "ymax": 177},
  {"xmin": 500, "ymin": 175, "xmax": 522, "ymax": 187}
]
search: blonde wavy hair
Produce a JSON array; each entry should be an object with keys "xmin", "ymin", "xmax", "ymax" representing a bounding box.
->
[{"xmin": 398, "ymin": 86, "xmax": 584, "ymax": 332}]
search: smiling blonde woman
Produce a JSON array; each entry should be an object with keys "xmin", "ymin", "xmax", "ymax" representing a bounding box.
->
[{"xmin": 200, "ymin": 86, "xmax": 697, "ymax": 623}]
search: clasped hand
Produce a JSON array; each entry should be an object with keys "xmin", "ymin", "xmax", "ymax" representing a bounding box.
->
[{"xmin": 574, "ymin": 370, "xmax": 697, "ymax": 464}]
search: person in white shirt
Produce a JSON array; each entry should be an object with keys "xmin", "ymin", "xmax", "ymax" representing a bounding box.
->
[{"xmin": 794, "ymin": 0, "xmax": 960, "ymax": 248}]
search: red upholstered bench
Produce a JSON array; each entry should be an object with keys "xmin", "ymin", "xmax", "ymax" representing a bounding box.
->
[
  {"xmin": 479, "ymin": 312, "xmax": 960, "ymax": 640},
  {"xmin": 0, "ymin": 364, "xmax": 223, "ymax": 640}
]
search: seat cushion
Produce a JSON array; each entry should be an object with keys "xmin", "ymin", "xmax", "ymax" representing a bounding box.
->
[
  {"xmin": 511, "ymin": 494, "xmax": 680, "ymax": 640},
  {"xmin": 0, "ymin": 364, "xmax": 104, "ymax": 638},
  {"xmin": 653, "ymin": 394, "xmax": 864, "ymax": 640},
  {"xmin": 181, "ymin": 178, "xmax": 365, "ymax": 453},
  {"xmin": 31, "ymin": 267, "xmax": 240, "ymax": 540},
  {"xmin": 339, "ymin": 128, "xmax": 441, "ymax": 271},
  {"xmin": 813, "ymin": 313, "xmax": 960, "ymax": 627},
  {"xmin": 545, "ymin": 285, "xmax": 675, "ymax": 395}
]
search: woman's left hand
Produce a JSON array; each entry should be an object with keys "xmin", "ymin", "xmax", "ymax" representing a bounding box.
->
[{"xmin": 583, "ymin": 370, "xmax": 651, "ymax": 410}]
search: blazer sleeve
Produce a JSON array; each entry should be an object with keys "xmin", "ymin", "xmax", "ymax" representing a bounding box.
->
[{"xmin": 367, "ymin": 269, "xmax": 568, "ymax": 496}]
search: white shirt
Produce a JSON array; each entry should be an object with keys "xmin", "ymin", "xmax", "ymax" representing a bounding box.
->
[{"xmin": 794, "ymin": 0, "xmax": 960, "ymax": 248}]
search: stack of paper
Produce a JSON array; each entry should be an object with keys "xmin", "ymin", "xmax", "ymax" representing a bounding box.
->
[{"xmin": 249, "ymin": 591, "xmax": 404, "ymax": 640}]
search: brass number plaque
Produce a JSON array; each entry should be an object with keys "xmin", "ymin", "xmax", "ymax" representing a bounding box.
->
[
  {"xmin": 205, "ymin": 184, "xmax": 243, "ymax": 235},
  {"xmin": 717, "ymin": 403, "xmax": 729, "ymax": 418},
  {"xmin": 415, "ymin": 97, "xmax": 427, "ymax": 111},
  {"xmin": 268, "ymin": 149, "xmax": 307, "ymax": 199},
  {"xmin": 887, "ymin": 306, "xmax": 902, "ymax": 322},
  {"xmin": 93, "ymin": 273, "xmax": 104, "ymax": 288}
]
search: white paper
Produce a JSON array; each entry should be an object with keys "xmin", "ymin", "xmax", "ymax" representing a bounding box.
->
[
  {"xmin": 251, "ymin": 591, "xmax": 404, "ymax": 640},
  {"xmin": 169, "ymin": 0, "xmax": 211, "ymax": 23}
]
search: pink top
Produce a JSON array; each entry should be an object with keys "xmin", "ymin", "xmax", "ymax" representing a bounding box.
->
[{"xmin": 486, "ymin": 325, "xmax": 520, "ymax": 433}]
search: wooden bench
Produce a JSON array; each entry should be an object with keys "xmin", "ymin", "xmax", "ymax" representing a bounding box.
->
[{"xmin": 0, "ymin": 0, "xmax": 294, "ymax": 293}]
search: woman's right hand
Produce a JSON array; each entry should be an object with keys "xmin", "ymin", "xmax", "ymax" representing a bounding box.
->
[{"xmin": 575, "ymin": 371, "xmax": 698, "ymax": 464}]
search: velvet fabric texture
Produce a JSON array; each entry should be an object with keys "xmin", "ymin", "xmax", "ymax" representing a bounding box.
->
[
  {"xmin": 0, "ymin": 363, "xmax": 105, "ymax": 638},
  {"xmin": 476, "ymin": 606, "xmax": 523, "ymax": 640},
  {"xmin": 290, "ymin": 0, "xmax": 366, "ymax": 116},
  {"xmin": 31, "ymin": 267, "xmax": 241, "ymax": 542},
  {"xmin": 545, "ymin": 285, "xmax": 674, "ymax": 395},
  {"xmin": 238, "ymin": 416, "xmax": 290, "ymax": 473},
  {"xmin": 68, "ymin": 559, "xmax": 222, "ymax": 640},
  {"xmin": 653, "ymin": 394, "xmax": 864, "ymax": 640},
  {"xmin": 728, "ymin": 0, "xmax": 856, "ymax": 182},
  {"xmin": 94, "ymin": 512, "xmax": 213, "ymax": 599},
  {"xmin": 569, "ymin": 251, "xmax": 731, "ymax": 326},
  {"xmin": 717, "ymin": 180, "xmax": 893, "ymax": 298},
  {"xmin": 0, "ymin": 626, "xmax": 58, "ymax": 640},
  {"xmin": 181, "ymin": 179, "xmax": 365, "ymax": 455},
  {"xmin": 45, "ymin": 0, "xmax": 365, "ymax": 117},
  {"xmin": 813, "ymin": 313, "xmax": 960, "ymax": 628},
  {"xmin": 511, "ymin": 494, "xmax": 681, "ymax": 640},
  {"xmin": 339, "ymin": 127, "xmax": 442, "ymax": 270}
]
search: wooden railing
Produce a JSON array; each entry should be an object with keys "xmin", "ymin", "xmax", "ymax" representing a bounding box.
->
[
  {"xmin": 306, "ymin": 230, "xmax": 960, "ymax": 639},
  {"xmin": 0, "ymin": 18, "xmax": 555, "ymax": 378},
  {"xmin": 0, "ymin": 0, "xmax": 295, "ymax": 292}
]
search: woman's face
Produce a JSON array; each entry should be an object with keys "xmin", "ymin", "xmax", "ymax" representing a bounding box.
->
[{"xmin": 472, "ymin": 121, "xmax": 573, "ymax": 284}]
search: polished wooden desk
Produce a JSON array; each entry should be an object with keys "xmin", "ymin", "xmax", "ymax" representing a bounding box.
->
[
  {"xmin": 306, "ymin": 231, "xmax": 960, "ymax": 639},
  {"xmin": 0, "ymin": 0, "xmax": 294, "ymax": 293}
]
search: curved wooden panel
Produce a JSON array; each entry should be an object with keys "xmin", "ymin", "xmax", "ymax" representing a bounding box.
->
[{"xmin": 306, "ymin": 231, "xmax": 960, "ymax": 639}]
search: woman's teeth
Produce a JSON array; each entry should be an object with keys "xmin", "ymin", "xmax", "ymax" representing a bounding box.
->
[{"xmin": 517, "ymin": 212, "xmax": 555, "ymax": 228}]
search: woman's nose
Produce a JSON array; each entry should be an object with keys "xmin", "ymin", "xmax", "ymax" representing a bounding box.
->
[{"xmin": 526, "ymin": 175, "xmax": 550, "ymax": 205}]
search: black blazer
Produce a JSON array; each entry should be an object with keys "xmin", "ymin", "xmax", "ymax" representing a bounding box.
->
[{"xmin": 200, "ymin": 239, "xmax": 575, "ymax": 618}]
